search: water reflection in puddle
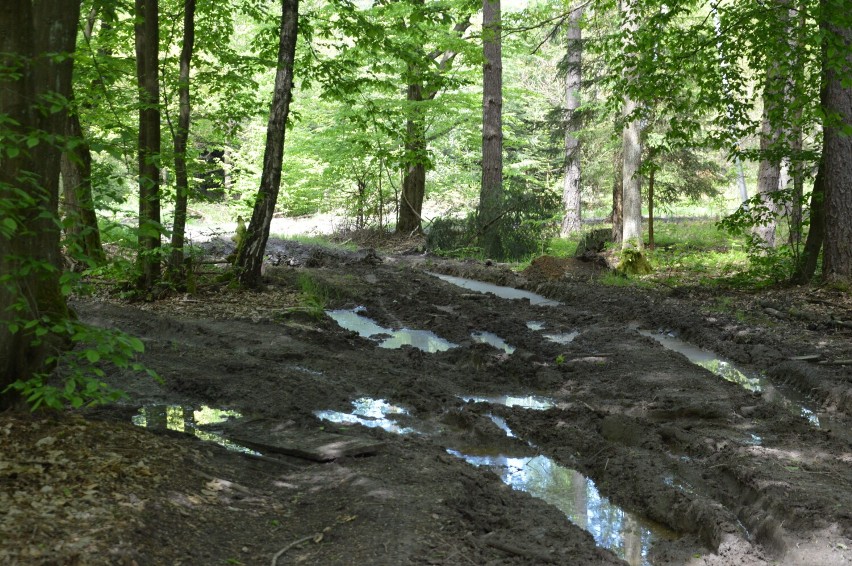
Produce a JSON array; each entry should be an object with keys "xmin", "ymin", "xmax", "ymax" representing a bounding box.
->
[
  {"xmin": 527, "ymin": 321, "xmax": 546, "ymax": 331},
  {"xmin": 132, "ymin": 405, "xmax": 260, "ymax": 455},
  {"xmin": 471, "ymin": 331, "xmax": 515, "ymax": 354},
  {"xmin": 429, "ymin": 273, "xmax": 561, "ymax": 306},
  {"xmin": 461, "ymin": 395, "xmax": 555, "ymax": 410},
  {"xmin": 636, "ymin": 328, "xmax": 821, "ymax": 427},
  {"xmin": 315, "ymin": 397, "xmax": 417, "ymax": 435},
  {"xmin": 544, "ymin": 331, "xmax": 579, "ymax": 345},
  {"xmin": 447, "ymin": 450, "xmax": 673, "ymax": 565},
  {"xmin": 327, "ymin": 309, "xmax": 457, "ymax": 353}
]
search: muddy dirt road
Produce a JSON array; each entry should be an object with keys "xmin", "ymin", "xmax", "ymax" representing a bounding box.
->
[{"xmin": 4, "ymin": 240, "xmax": 851, "ymax": 565}]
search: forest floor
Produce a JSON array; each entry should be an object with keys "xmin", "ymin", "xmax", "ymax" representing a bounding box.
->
[{"xmin": 3, "ymin": 236, "xmax": 852, "ymax": 565}]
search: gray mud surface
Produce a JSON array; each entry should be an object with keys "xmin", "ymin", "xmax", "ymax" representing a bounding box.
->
[{"xmin": 61, "ymin": 240, "xmax": 852, "ymax": 565}]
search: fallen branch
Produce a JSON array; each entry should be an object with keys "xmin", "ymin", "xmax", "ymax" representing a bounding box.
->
[{"xmin": 270, "ymin": 533, "xmax": 318, "ymax": 566}]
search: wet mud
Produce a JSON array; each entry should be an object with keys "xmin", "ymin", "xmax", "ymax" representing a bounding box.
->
[{"xmin": 76, "ymin": 241, "xmax": 852, "ymax": 565}]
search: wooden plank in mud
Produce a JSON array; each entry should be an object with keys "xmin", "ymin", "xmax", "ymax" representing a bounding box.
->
[{"xmin": 227, "ymin": 429, "xmax": 384, "ymax": 462}]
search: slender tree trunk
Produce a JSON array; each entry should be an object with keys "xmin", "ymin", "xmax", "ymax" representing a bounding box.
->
[
  {"xmin": 479, "ymin": 0, "xmax": 503, "ymax": 258},
  {"xmin": 560, "ymin": 5, "xmax": 584, "ymax": 237},
  {"xmin": 0, "ymin": 0, "xmax": 80, "ymax": 410},
  {"xmin": 397, "ymin": 78, "xmax": 426, "ymax": 235},
  {"xmin": 135, "ymin": 0, "xmax": 162, "ymax": 291},
  {"xmin": 821, "ymin": 1, "xmax": 852, "ymax": 282},
  {"xmin": 611, "ymin": 149, "xmax": 623, "ymax": 244},
  {"xmin": 620, "ymin": 0, "xmax": 642, "ymax": 250},
  {"xmin": 169, "ymin": 0, "xmax": 197, "ymax": 279},
  {"xmin": 792, "ymin": 156, "xmax": 825, "ymax": 283},
  {"xmin": 648, "ymin": 167, "xmax": 655, "ymax": 250},
  {"xmin": 61, "ymin": 108, "xmax": 105, "ymax": 265},
  {"xmin": 235, "ymin": 0, "xmax": 299, "ymax": 287}
]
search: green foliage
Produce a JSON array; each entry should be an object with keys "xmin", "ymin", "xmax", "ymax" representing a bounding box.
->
[
  {"xmin": 718, "ymin": 189, "xmax": 809, "ymax": 285},
  {"xmin": 293, "ymin": 273, "xmax": 332, "ymax": 319},
  {"xmin": 4, "ymin": 317, "xmax": 159, "ymax": 410}
]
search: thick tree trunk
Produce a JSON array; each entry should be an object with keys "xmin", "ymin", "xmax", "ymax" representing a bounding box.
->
[
  {"xmin": 235, "ymin": 0, "xmax": 299, "ymax": 288},
  {"xmin": 397, "ymin": 79, "xmax": 426, "ymax": 235},
  {"xmin": 560, "ymin": 5, "xmax": 584, "ymax": 237},
  {"xmin": 61, "ymin": 108, "xmax": 105, "ymax": 265},
  {"xmin": 821, "ymin": 3, "xmax": 852, "ymax": 282},
  {"xmin": 620, "ymin": 0, "xmax": 642, "ymax": 250},
  {"xmin": 169, "ymin": 0, "xmax": 197, "ymax": 279},
  {"xmin": 479, "ymin": 0, "xmax": 503, "ymax": 258},
  {"xmin": 0, "ymin": 0, "xmax": 79, "ymax": 410},
  {"xmin": 135, "ymin": 0, "xmax": 162, "ymax": 290},
  {"xmin": 753, "ymin": 95, "xmax": 782, "ymax": 248},
  {"xmin": 621, "ymin": 97, "xmax": 642, "ymax": 249}
]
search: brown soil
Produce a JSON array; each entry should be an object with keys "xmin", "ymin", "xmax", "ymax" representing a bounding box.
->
[{"xmin": 3, "ymin": 239, "xmax": 852, "ymax": 565}]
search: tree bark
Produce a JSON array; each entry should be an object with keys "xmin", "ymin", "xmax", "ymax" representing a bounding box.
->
[
  {"xmin": 611, "ymin": 149, "xmax": 623, "ymax": 244},
  {"xmin": 397, "ymin": 78, "xmax": 426, "ymax": 235},
  {"xmin": 821, "ymin": 1, "xmax": 852, "ymax": 282},
  {"xmin": 753, "ymin": 91, "xmax": 782, "ymax": 248},
  {"xmin": 135, "ymin": 0, "xmax": 162, "ymax": 291},
  {"xmin": 792, "ymin": 156, "xmax": 824, "ymax": 283},
  {"xmin": 620, "ymin": 0, "xmax": 642, "ymax": 250},
  {"xmin": 648, "ymin": 166, "xmax": 655, "ymax": 250},
  {"xmin": 169, "ymin": 0, "xmax": 197, "ymax": 279},
  {"xmin": 0, "ymin": 0, "xmax": 80, "ymax": 410},
  {"xmin": 61, "ymin": 108, "xmax": 105, "ymax": 265},
  {"xmin": 560, "ymin": 5, "xmax": 584, "ymax": 237},
  {"xmin": 479, "ymin": 0, "xmax": 503, "ymax": 258},
  {"xmin": 396, "ymin": 16, "xmax": 471, "ymax": 235},
  {"xmin": 235, "ymin": 0, "xmax": 299, "ymax": 288}
]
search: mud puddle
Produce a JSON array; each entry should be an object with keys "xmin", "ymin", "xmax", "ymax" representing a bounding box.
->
[
  {"xmin": 327, "ymin": 308, "xmax": 456, "ymax": 352},
  {"xmin": 314, "ymin": 397, "xmax": 417, "ymax": 434},
  {"xmin": 460, "ymin": 395, "xmax": 556, "ymax": 410},
  {"xmin": 320, "ymin": 393, "xmax": 680, "ymax": 564},
  {"xmin": 429, "ymin": 273, "xmax": 561, "ymax": 306},
  {"xmin": 132, "ymin": 404, "xmax": 261, "ymax": 455},
  {"xmin": 447, "ymin": 449, "xmax": 675, "ymax": 565},
  {"xmin": 471, "ymin": 331, "xmax": 515, "ymax": 353},
  {"xmin": 635, "ymin": 327, "xmax": 822, "ymax": 426}
]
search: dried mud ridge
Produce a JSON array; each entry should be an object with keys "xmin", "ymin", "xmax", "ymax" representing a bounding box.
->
[{"xmin": 6, "ymin": 239, "xmax": 851, "ymax": 565}]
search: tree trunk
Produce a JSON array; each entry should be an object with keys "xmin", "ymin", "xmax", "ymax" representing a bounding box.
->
[
  {"xmin": 560, "ymin": 5, "xmax": 584, "ymax": 237},
  {"xmin": 753, "ymin": 1, "xmax": 794, "ymax": 249},
  {"xmin": 396, "ymin": 14, "xmax": 470, "ymax": 235},
  {"xmin": 821, "ymin": 2, "xmax": 852, "ymax": 282},
  {"xmin": 235, "ymin": 0, "xmax": 299, "ymax": 288},
  {"xmin": 169, "ymin": 0, "xmax": 197, "ymax": 280},
  {"xmin": 620, "ymin": 0, "xmax": 642, "ymax": 250},
  {"xmin": 479, "ymin": 0, "xmax": 503, "ymax": 258},
  {"xmin": 648, "ymin": 167, "xmax": 655, "ymax": 250},
  {"xmin": 135, "ymin": 0, "xmax": 162, "ymax": 291},
  {"xmin": 0, "ymin": 0, "xmax": 80, "ymax": 410},
  {"xmin": 397, "ymin": 79, "xmax": 426, "ymax": 235},
  {"xmin": 611, "ymin": 149, "xmax": 623, "ymax": 244},
  {"xmin": 753, "ymin": 94, "xmax": 782, "ymax": 248},
  {"xmin": 61, "ymin": 108, "xmax": 105, "ymax": 265},
  {"xmin": 792, "ymin": 156, "xmax": 824, "ymax": 284}
]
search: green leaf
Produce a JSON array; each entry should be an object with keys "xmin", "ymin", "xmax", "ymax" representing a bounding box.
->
[
  {"xmin": 6, "ymin": 146, "xmax": 19, "ymax": 158},
  {"xmin": 2, "ymin": 217, "xmax": 15, "ymax": 232},
  {"xmin": 85, "ymin": 349, "xmax": 101, "ymax": 363}
]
